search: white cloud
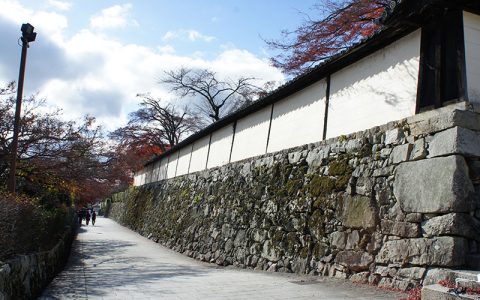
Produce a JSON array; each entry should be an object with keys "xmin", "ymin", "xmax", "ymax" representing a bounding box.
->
[
  {"xmin": 157, "ymin": 45, "xmax": 175, "ymax": 54},
  {"xmin": 162, "ymin": 29, "xmax": 215, "ymax": 43},
  {"xmin": 47, "ymin": 0, "xmax": 72, "ymax": 11},
  {"xmin": 0, "ymin": 1, "xmax": 284, "ymax": 132},
  {"xmin": 89, "ymin": 3, "xmax": 138, "ymax": 30}
]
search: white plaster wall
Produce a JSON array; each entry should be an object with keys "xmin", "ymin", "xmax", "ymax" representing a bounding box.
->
[
  {"xmin": 267, "ymin": 80, "xmax": 327, "ymax": 153},
  {"xmin": 150, "ymin": 160, "xmax": 161, "ymax": 183},
  {"xmin": 464, "ymin": 11, "xmax": 480, "ymax": 103},
  {"xmin": 326, "ymin": 30, "xmax": 420, "ymax": 139},
  {"xmin": 137, "ymin": 172, "xmax": 145, "ymax": 186},
  {"xmin": 166, "ymin": 152, "xmax": 179, "ymax": 179},
  {"xmin": 231, "ymin": 105, "xmax": 271, "ymax": 162},
  {"xmin": 133, "ymin": 169, "xmax": 145, "ymax": 186},
  {"xmin": 207, "ymin": 124, "xmax": 234, "ymax": 169},
  {"xmin": 144, "ymin": 164, "xmax": 153, "ymax": 184},
  {"xmin": 176, "ymin": 145, "xmax": 193, "ymax": 176},
  {"xmin": 158, "ymin": 157, "xmax": 168, "ymax": 181},
  {"xmin": 189, "ymin": 135, "xmax": 210, "ymax": 173}
]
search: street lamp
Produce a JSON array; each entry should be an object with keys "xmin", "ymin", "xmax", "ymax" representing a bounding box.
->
[{"xmin": 7, "ymin": 23, "xmax": 36, "ymax": 195}]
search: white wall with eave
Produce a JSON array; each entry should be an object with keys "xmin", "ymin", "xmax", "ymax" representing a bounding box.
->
[
  {"xmin": 207, "ymin": 124, "xmax": 234, "ymax": 169},
  {"xmin": 189, "ymin": 135, "xmax": 210, "ymax": 173},
  {"xmin": 267, "ymin": 80, "xmax": 327, "ymax": 153},
  {"xmin": 166, "ymin": 152, "xmax": 179, "ymax": 179},
  {"xmin": 326, "ymin": 30, "xmax": 420, "ymax": 139},
  {"xmin": 230, "ymin": 106, "xmax": 271, "ymax": 162},
  {"xmin": 132, "ymin": 28, "xmax": 435, "ymax": 186},
  {"xmin": 176, "ymin": 145, "xmax": 193, "ymax": 176},
  {"xmin": 464, "ymin": 11, "xmax": 480, "ymax": 103}
]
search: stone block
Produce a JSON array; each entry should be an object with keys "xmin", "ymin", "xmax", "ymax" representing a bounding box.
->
[
  {"xmin": 345, "ymin": 139, "xmax": 363, "ymax": 152},
  {"xmin": 349, "ymin": 271, "xmax": 370, "ymax": 283},
  {"xmin": 410, "ymin": 138, "xmax": 427, "ymax": 161},
  {"xmin": 422, "ymin": 213, "xmax": 480, "ymax": 241},
  {"xmin": 355, "ymin": 177, "xmax": 374, "ymax": 196},
  {"xmin": 261, "ymin": 240, "xmax": 281, "ymax": 262},
  {"xmin": 393, "ymin": 155, "xmax": 475, "ymax": 213},
  {"xmin": 380, "ymin": 147, "xmax": 392, "ymax": 158},
  {"xmin": 428, "ymin": 127, "xmax": 480, "ymax": 158},
  {"xmin": 390, "ymin": 144, "xmax": 413, "ymax": 164},
  {"xmin": 374, "ymin": 266, "xmax": 397, "ymax": 277},
  {"xmin": 380, "ymin": 219, "xmax": 420, "ymax": 238},
  {"xmin": 385, "ymin": 128, "xmax": 404, "ymax": 145},
  {"xmin": 421, "ymin": 284, "xmax": 479, "ymax": 300},
  {"xmin": 408, "ymin": 106, "xmax": 480, "ymax": 136},
  {"xmin": 396, "ymin": 267, "xmax": 426, "ymax": 280},
  {"xmin": 334, "ymin": 251, "xmax": 374, "ymax": 271},
  {"xmin": 288, "ymin": 151, "xmax": 303, "ymax": 164},
  {"xmin": 405, "ymin": 213, "xmax": 422, "ymax": 223},
  {"xmin": 306, "ymin": 150, "xmax": 327, "ymax": 167},
  {"xmin": 376, "ymin": 237, "xmax": 466, "ymax": 267},
  {"xmin": 341, "ymin": 195, "xmax": 378, "ymax": 230},
  {"xmin": 329, "ymin": 231, "xmax": 347, "ymax": 249},
  {"xmin": 345, "ymin": 230, "xmax": 360, "ymax": 250}
]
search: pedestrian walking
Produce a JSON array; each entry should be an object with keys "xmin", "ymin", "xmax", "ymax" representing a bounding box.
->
[
  {"xmin": 92, "ymin": 211, "xmax": 96, "ymax": 226},
  {"xmin": 86, "ymin": 210, "xmax": 91, "ymax": 225},
  {"xmin": 78, "ymin": 210, "xmax": 83, "ymax": 226}
]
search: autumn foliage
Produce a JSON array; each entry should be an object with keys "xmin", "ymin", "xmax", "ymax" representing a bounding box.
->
[
  {"xmin": 266, "ymin": 0, "xmax": 400, "ymax": 75},
  {"xmin": 0, "ymin": 82, "xmax": 132, "ymax": 207}
]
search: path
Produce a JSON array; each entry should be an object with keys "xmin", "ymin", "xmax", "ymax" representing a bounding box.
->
[{"xmin": 39, "ymin": 217, "xmax": 406, "ymax": 300}]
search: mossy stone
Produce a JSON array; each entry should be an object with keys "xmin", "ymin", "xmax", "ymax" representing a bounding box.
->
[
  {"xmin": 329, "ymin": 158, "xmax": 353, "ymax": 176},
  {"xmin": 308, "ymin": 176, "xmax": 335, "ymax": 197}
]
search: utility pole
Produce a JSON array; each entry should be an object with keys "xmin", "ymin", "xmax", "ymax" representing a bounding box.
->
[{"xmin": 8, "ymin": 23, "xmax": 36, "ymax": 195}]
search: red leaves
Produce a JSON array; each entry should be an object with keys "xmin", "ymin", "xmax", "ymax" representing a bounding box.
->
[
  {"xmin": 399, "ymin": 287, "xmax": 421, "ymax": 300},
  {"xmin": 267, "ymin": 0, "xmax": 393, "ymax": 75}
]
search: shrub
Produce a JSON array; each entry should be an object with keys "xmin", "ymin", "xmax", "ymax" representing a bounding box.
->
[{"xmin": 0, "ymin": 192, "xmax": 72, "ymax": 261}]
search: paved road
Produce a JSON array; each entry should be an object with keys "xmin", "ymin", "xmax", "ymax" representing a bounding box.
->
[{"xmin": 39, "ymin": 217, "xmax": 406, "ymax": 300}]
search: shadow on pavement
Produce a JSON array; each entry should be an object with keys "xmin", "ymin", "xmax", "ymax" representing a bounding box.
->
[{"xmin": 40, "ymin": 233, "xmax": 210, "ymax": 298}]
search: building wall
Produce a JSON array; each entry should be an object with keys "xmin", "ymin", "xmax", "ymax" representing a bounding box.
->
[
  {"xmin": 189, "ymin": 135, "xmax": 211, "ymax": 173},
  {"xmin": 133, "ymin": 169, "xmax": 145, "ymax": 186},
  {"xmin": 326, "ymin": 30, "xmax": 420, "ymax": 139},
  {"xmin": 166, "ymin": 152, "xmax": 179, "ymax": 179},
  {"xmin": 267, "ymin": 80, "xmax": 327, "ymax": 153},
  {"xmin": 464, "ymin": 11, "xmax": 480, "ymax": 103},
  {"xmin": 158, "ymin": 158, "xmax": 168, "ymax": 181},
  {"xmin": 150, "ymin": 160, "xmax": 161, "ymax": 183},
  {"xmin": 230, "ymin": 106, "xmax": 271, "ymax": 162},
  {"xmin": 206, "ymin": 124, "xmax": 234, "ymax": 169},
  {"xmin": 134, "ymin": 30, "xmax": 424, "ymax": 185},
  {"xmin": 144, "ymin": 164, "xmax": 154, "ymax": 184},
  {"xmin": 176, "ymin": 145, "xmax": 193, "ymax": 176}
]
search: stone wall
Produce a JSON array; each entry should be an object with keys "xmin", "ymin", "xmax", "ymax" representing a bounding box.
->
[
  {"xmin": 109, "ymin": 102, "xmax": 480, "ymax": 291},
  {"xmin": 0, "ymin": 223, "xmax": 75, "ymax": 300}
]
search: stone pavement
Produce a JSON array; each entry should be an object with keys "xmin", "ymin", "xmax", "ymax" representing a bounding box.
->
[{"xmin": 39, "ymin": 217, "xmax": 406, "ymax": 300}]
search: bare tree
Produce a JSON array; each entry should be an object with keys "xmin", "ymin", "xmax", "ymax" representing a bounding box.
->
[
  {"xmin": 160, "ymin": 68, "xmax": 264, "ymax": 123},
  {"xmin": 111, "ymin": 94, "xmax": 202, "ymax": 153}
]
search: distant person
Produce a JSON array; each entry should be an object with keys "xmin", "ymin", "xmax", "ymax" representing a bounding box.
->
[
  {"xmin": 92, "ymin": 211, "xmax": 97, "ymax": 226},
  {"xmin": 78, "ymin": 210, "xmax": 83, "ymax": 226},
  {"xmin": 86, "ymin": 210, "xmax": 91, "ymax": 225}
]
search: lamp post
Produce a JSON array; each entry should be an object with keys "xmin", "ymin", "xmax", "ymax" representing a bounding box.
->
[{"xmin": 7, "ymin": 23, "xmax": 36, "ymax": 195}]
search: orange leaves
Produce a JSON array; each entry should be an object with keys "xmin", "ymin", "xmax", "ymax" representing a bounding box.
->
[{"xmin": 266, "ymin": 0, "xmax": 393, "ymax": 75}]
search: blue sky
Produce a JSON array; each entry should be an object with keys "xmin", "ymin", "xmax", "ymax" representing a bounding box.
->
[{"xmin": 0, "ymin": 0, "xmax": 319, "ymax": 130}]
